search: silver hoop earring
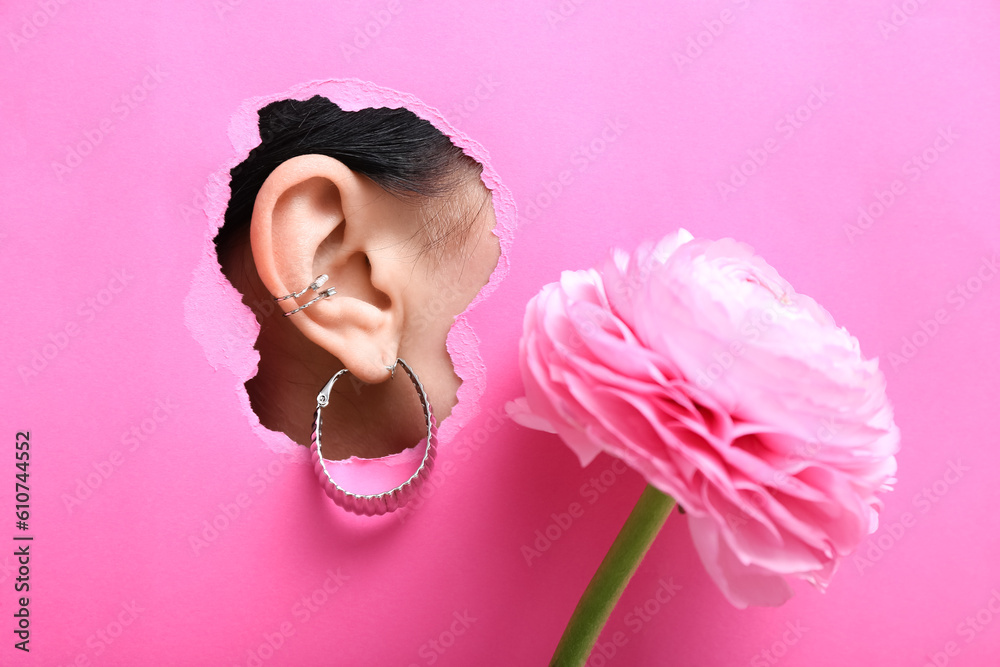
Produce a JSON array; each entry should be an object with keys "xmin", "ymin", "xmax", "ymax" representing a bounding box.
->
[{"xmin": 310, "ymin": 358, "xmax": 437, "ymax": 516}]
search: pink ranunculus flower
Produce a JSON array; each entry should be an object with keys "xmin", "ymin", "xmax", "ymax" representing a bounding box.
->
[{"xmin": 510, "ymin": 229, "xmax": 900, "ymax": 608}]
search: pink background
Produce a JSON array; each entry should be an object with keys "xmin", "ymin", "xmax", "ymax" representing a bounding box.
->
[{"xmin": 2, "ymin": 1, "xmax": 999, "ymax": 665}]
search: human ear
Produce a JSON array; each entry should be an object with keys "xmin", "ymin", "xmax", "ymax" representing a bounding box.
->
[{"xmin": 249, "ymin": 154, "xmax": 405, "ymax": 384}]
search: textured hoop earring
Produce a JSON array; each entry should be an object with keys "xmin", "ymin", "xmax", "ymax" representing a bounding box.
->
[{"xmin": 310, "ymin": 359, "xmax": 437, "ymax": 516}]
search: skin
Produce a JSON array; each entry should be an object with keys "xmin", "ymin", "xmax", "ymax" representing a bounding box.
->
[{"xmin": 221, "ymin": 154, "xmax": 500, "ymax": 459}]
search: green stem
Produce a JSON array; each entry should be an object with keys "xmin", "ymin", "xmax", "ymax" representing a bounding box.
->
[{"xmin": 550, "ymin": 484, "xmax": 676, "ymax": 667}]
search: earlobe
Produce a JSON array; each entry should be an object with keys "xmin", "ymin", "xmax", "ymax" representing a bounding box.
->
[{"xmin": 248, "ymin": 154, "xmax": 404, "ymax": 383}]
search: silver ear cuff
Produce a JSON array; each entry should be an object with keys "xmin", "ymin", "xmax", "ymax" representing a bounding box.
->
[
  {"xmin": 274, "ymin": 275, "xmax": 338, "ymax": 317},
  {"xmin": 274, "ymin": 274, "xmax": 328, "ymax": 302},
  {"xmin": 283, "ymin": 288, "xmax": 337, "ymax": 316}
]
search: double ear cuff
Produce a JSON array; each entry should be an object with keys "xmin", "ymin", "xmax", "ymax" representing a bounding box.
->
[{"xmin": 274, "ymin": 274, "xmax": 337, "ymax": 317}]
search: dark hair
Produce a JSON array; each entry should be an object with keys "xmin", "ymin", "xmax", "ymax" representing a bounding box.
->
[{"xmin": 214, "ymin": 95, "xmax": 484, "ymax": 255}]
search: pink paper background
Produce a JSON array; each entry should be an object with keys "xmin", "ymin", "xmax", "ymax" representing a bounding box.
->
[{"xmin": 2, "ymin": 2, "xmax": 999, "ymax": 665}]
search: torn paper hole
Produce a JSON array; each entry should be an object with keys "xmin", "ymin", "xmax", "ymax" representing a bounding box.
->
[{"xmin": 183, "ymin": 78, "xmax": 515, "ymax": 498}]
